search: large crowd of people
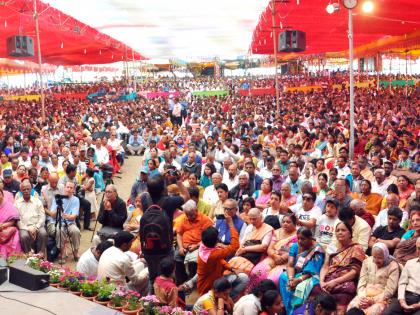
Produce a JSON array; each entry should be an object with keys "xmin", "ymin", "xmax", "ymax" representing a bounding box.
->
[{"xmin": 0, "ymin": 72, "xmax": 419, "ymax": 315}]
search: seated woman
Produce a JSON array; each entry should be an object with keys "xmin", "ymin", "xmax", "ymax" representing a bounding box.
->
[
  {"xmin": 394, "ymin": 209, "xmax": 420, "ymax": 265},
  {"xmin": 154, "ymin": 257, "xmax": 184, "ymax": 308},
  {"xmin": 193, "ymin": 277, "xmax": 234, "ymax": 315},
  {"xmin": 348, "ymin": 243, "xmax": 400, "ymax": 315},
  {"xmin": 253, "ymin": 178, "xmax": 273, "ymax": 210},
  {"xmin": 279, "ymin": 227, "xmax": 325, "ymax": 315},
  {"xmin": 262, "ymin": 191, "xmax": 291, "ymax": 223},
  {"xmin": 240, "ymin": 197, "xmax": 255, "ymax": 225},
  {"xmin": 123, "ymin": 194, "xmax": 146, "ymax": 253},
  {"xmin": 320, "ymin": 222, "xmax": 366, "ymax": 315},
  {"xmin": 248, "ymin": 214, "xmax": 298, "ymax": 290},
  {"xmin": 259, "ymin": 290, "xmax": 284, "ymax": 315},
  {"xmin": 0, "ymin": 189, "xmax": 21, "ymax": 257},
  {"xmin": 228, "ymin": 208, "xmax": 273, "ymax": 275}
]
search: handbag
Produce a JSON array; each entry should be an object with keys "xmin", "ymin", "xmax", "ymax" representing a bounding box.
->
[
  {"xmin": 324, "ymin": 273, "xmax": 356, "ymax": 295},
  {"xmin": 240, "ymin": 240, "xmax": 263, "ymax": 265}
]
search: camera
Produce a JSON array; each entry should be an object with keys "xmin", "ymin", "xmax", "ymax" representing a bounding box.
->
[{"xmin": 55, "ymin": 194, "xmax": 69, "ymax": 206}]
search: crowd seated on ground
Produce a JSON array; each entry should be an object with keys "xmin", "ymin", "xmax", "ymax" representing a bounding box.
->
[{"xmin": 0, "ymin": 73, "xmax": 419, "ymax": 314}]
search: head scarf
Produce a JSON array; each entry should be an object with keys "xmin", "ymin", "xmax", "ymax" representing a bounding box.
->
[{"xmin": 372, "ymin": 242, "xmax": 392, "ymax": 266}]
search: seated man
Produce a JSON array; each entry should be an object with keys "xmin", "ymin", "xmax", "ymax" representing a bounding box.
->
[
  {"xmin": 383, "ymin": 238, "xmax": 420, "ymax": 315},
  {"xmin": 97, "ymin": 231, "xmax": 148, "ymax": 295},
  {"xmin": 349, "ymin": 199, "xmax": 375, "ymax": 228},
  {"xmin": 47, "ymin": 181, "xmax": 82, "ymax": 261},
  {"xmin": 373, "ymin": 193, "xmax": 409, "ymax": 230},
  {"xmin": 175, "ymin": 200, "xmax": 213, "ymax": 284},
  {"xmin": 197, "ymin": 215, "xmax": 249, "ymax": 301},
  {"xmin": 129, "ymin": 168, "xmax": 148, "ymax": 205},
  {"xmin": 76, "ymin": 240, "xmax": 113, "ymax": 277},
  {"xmin": 15, "ymin": 180, "xmax": 47, "ymax": 255},
  {"xmin": 215, "ymin": 199, "xmax": 247, "ymax": 245},
  {"xmin": 96, "ymin": 184, "xmax": 127, "ymax": 243},
  {"xmin": 126, "ymin": 129, "xmax": 145, "ymax": 156},
  {"xmin": 368, "ymin": 207, "xmax": 406, "ymax": 255},
  {"xmin": 330, "ymin": 206, "xmax": 371, "ymax": 252}
]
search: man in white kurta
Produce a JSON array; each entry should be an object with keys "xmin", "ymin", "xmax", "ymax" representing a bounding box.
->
[{"xmin": 97, "ymin": 231, "xmax": 148, "ymax": 295}]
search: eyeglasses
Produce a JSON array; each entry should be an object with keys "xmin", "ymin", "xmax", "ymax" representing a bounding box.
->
[
  {"xmin": 223, "ymin": 207, "xmax": 236, "ymax": 211},
  {"xmin": 302, "ymin": 196, "xmax": 313, "ymax": 201}
]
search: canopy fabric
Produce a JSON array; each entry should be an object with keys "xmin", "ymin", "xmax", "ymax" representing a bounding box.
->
[
  {"xmin": 0, "ymin": 0, "xmax": 145, "ymax": 65},
  {"xmin": 251, "ymin": 0, "xmax": 420, "ymax": 58},
  {"xmin": 0, "ymin": 58, "xmax": 56, "ymax": 74}
]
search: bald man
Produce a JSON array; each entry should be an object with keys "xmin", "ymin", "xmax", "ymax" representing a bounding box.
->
[
  {"xmin": 203, "ymin": 172, "xmax": 223, "ymax": 205},
  {"xmin": 41, "ymin": 172, "xmax": 64, "ymax": 215}
]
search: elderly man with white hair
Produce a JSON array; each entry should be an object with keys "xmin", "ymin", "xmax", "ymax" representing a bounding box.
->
[
  {"xmin": 350, "ymin": 198, "xmax": 375, "ymax": 228},
  {"xmin": 203, "ymin": 172, "xmax": 223, "ymax": 205},
  {"xmin": 372, "ymin": 168, "xmax": 392, "ymax": 196},
  {"xmin": 229, "ymin": 171, "xmax": 254, "ymax": 212}
]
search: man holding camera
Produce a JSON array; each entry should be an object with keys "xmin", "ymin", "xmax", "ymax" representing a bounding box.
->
[{"xmin": 47, "ymin": 181, "xmax": 81, "ymax": 262}]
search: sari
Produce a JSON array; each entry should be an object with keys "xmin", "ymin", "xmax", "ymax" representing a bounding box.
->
[
  {"xmin": 279, "ymin": 242, "xmax": 325, "ymax": 315},
  {"xmin": 247, "ymin": 229, "xmax": 297, "ymax": 290},
  {"xmin": 228, "ymin": 223, "xmax": 273, "ymax": 275},
  {"xmin": 324, "ymin": 243, "xmax": 366, "ymax": 305},
  {"xmin": 394, "ymin": 231, "xmax": 418, "ymax": 265},
  {"xmin": 0, "ymin": 201, "xmax": 22, "ymax": 258}
]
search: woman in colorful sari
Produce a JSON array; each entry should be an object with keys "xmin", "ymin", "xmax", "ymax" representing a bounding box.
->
[
  {"xmin": 320, "ymin": 222, "xmax": 366, "ymax": 315},
  {"xmin": 228, "ymin": 208, "xmax": 273, "ymax": 275},
  {"xmin": 394, "ymin": 210, "xmax": 419, "ymax": 265},
  {"xmin": 347, "ymin": 243, "xmax": 400, "ymax": 315},
  {"xmin": 247, "ymin": 213, "xmax": 298, "ymax": 291},
  {"xmin": 253, "ymin": 178, "xmax": 273, "ymax": 210},
  {"xmin": 0, "ymin": 189, "xmax": 21, "ymax": 258},
  {"xmin": 279, "ymin": 227, "xmax": 325, "ymax": 315}
]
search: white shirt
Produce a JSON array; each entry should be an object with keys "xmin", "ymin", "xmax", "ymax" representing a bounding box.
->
[
  {"xmin": 76, "ymin": 248, "xmax": 98, "ymax": 277},
  {"xmin": 258, "ymin": 167, "xmax": 273, "ymax": 179},
  {"xmin": 372, "ymin": 208, "xmax": 409, "ymax": 231},
  {"xmin": 315, "ymin": 215, "xmax": 340, "ymax": 247},
  {"xmin": 203, "ymin": 185, "xmax": 219, "ymax": 205},
  {"xmin": 337, "ymin": 165, "xmax": 351, "ymax": 178},
  {"xmin": 371, "ymin": 179, "xmax": 391, "ymax": 197},
  {"xmin": 293, "ymin": 205, "xmax": 322, "ymax": 234},
  {"xmin": 94, "ymin": 145, "xmax": 110, "ymax": 165},
  {"xmin": 233, "ymin": 293, "xmax": 261, "ymax": 315},
  {"xmin": 97, "ymin": 247, "xmax": 146, "ymax": 286},
  {"xmin": 223, "ymin": 175, "xmax": 239, "ymax": 191}
]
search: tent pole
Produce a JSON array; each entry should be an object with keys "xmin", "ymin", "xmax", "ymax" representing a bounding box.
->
[
  {"xmin": 131, "ymin": 49, "xmax": 136, "ymax": 91},
  {"xmin": 271, "ymin": 0, "xmax": 280, "ymax": 116},
  {"xmin": 348, "ymin": 8, "xmax": 355, "ymax": 161},
  {"xmin": 33, "ymin": 0, "xmax": 45, "ymax": 123}
]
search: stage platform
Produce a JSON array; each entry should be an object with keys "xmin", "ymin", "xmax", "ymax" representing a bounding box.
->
[{"xmin": 0, "ymin": 280, "xmax": 121, "ymax": 315}]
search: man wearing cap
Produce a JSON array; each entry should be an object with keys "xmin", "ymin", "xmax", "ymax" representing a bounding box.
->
[
  {"xmin": 175, "ymin": 200, "xmax": 213, "ymax": 283},
  {"xmin": 258, "ymin": 155, "xmax": 275, "ymax": 179},
  {"xmin": 129, "ymin": 168, "xmax": 149, "ymax": 205},
  {"xmin": 3, "ymin": 169, "xmax": 20, "ymax": 196}
]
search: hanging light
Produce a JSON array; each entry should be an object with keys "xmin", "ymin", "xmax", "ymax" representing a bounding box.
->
[
  {"xmin": 60, "ymin": 42, "xmax": 64, "ymax": 49},
  {"xmin": 84, "ymin": 48, "xmax": 87, "ymax": 54},
  {"xmin": 326, "ymin": 2, "xmax": 340, "ymax": 14},
  {"xmin": 362, "ymin": 1, "xmax": 374, "ymax": 13},
  {"xmin": 99, "ymin": 49, "xmax": 102, "ymax": 55},
  {"xmin": 4, "ymin": 20, "xmax": 7, "ymax": 28}
]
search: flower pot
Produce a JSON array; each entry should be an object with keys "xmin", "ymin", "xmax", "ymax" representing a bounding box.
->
[
  {"xmin": 70, "ymin": 290, "xmax": 82, "ymax": 296},
  {"xmin": 58, "ymin": 285, "xmax": 69, "ymax": 291},
  {"xmin": 137, "ymin": 306, "xmax": 144, "ymax": 315},
  {"xmin": 107, "ymin": 301, "xmax": 123, "ymax": 311},
  {"xmin": 122, "ymin": 307, "xmax": 141, "ymax": 315},
  {"xmin": 81, "ymin": 293, "xmax": 97, "ymax": 301},
  {"xmin": 49, "ymin": 283, "xmax": 60, "ymax": 288},
  {"xmin": 93, "ymin": 296, "xmax": 110, "ymax": 306}
]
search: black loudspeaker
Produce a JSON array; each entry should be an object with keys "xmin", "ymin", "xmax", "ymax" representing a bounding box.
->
[
  {"xmin": 0, "ymin": 267, "xmax": 7, "ymax": 286},
  {"xmin": 9, "ymin": 260, "xmax": 49, "ymax": 291},
  {"xmin": 279, "ymin": 30, "xmax": 306, "ymax": 52},
  {"xmin": 7, "ymin": 36, "xmax": 35, "ymax": 57}
]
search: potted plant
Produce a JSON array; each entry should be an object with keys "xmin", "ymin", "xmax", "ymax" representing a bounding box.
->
[
  {"xmin": 94, "ymin": 281, "xmax": 115, "ymax": 305},
  {"xmin": 39, "ymin": 260, "xmax": 54, "ymax": 273},
  {"xmin": 122, "ymin": 290, "xmax": 141, "ymax": 314},
  {"xmin": 139, "ymin": 295, "xmax": 160, "ymax": 315},
  {"xmin": 80, "ymin": 280, "xmax": 99, "ymax": 300},
  {"xmin": 48, "ymin": 269, "xmax": 61, "ymax": 287},
  {"xmin": 26, "ymin": 254, "xmax": 42, "ymax": 270},
  {"xmin": 107, "ymin": 286, "xmax": 126, "ymax": 311},
  {"xmin": 59, "ymin": 271, "xmax": 84, "ymax": 294}
]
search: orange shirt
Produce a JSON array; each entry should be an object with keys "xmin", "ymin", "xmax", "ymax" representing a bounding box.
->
[
  {"xmin": 176, "ymin": 212, "xmax": 213, "ymax": 247},
  {"xmin": 350, "ymin": 192, "xmax": 383, "ymax": 215}
]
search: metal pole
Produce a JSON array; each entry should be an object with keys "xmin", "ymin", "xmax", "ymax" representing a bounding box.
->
[
  {"xmin": 131, "ymin": 49, "xmax": 136, "ymax": 91},
  {"xmin": 33, "ymin": 0, "xmax": 45, "ymax": 123},
  {"xmin": 348, "ymin": 9, "xmax": 355, "ymax": 161},
  {"xmin": 271, "ymin": 0, "xmax": 280, "ymax": 116}
]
